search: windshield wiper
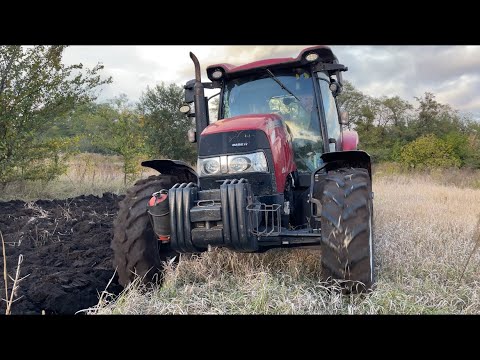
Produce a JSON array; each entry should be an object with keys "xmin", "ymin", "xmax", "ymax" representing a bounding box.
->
[
  {"xmin": 266, "ymin": 69, "xmax": 301, "ymax": 102},
  {"xmin": 265, "ymin": 69, "xmax": 308, "ymax": 113}
]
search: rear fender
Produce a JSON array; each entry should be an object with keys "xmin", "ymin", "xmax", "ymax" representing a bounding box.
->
[{"xmin": 142, "ymin": 159, "xmax": 198, "ymax": 184}]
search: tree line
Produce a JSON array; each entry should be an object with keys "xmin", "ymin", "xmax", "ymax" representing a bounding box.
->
[
  {"xmin": 338, "ymin": 82, "xmax": 480, "ymax": 169},
  {"xmin": 1, "ymin": 46, "xmax": 479, "ymax": 188}
]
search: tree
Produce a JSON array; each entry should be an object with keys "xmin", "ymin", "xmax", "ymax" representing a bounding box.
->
[
  {"xmin": 44, "ymin": 101, "xmax": 116, "ymax": 154},
  {"xmin": 138, "ymin": 83, "xmax": 196, "ymax": 164},
  {"xmin": 0, "ymin": 45, "xmax": 111, "ymax": 184},
  {"xmin": 338, "ymin": 82, "xmax": 393, "ymax": 160},
  {"xmin": 412, "ymin": 92, "xmax": 465, "ymax": 138},
  {"xmin": 93, "ymin": 95, "xmax": 147, "ymax": 185},
  {"xmin": 337, "ymin": 81, "xmax": 372, "ymax": 129},
  {"xmin": 380, "ymin": 96, "xmax": 413, "ymax": 127}
]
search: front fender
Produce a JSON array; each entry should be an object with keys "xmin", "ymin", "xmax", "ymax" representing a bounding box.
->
[
  {"xmin": 320, "ymin": 150, "xmax": 372, "ymax": 179},
  {"xmin": 142, "ymin": 159, "xmax": 198, "ymax": 184}
]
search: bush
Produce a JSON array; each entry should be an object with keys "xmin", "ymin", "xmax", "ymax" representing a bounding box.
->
[
  {"xmin": 400, "ymin": 134, "xmax": 461, "ymax": 169},
  {"xmin": 464, "ymin": 134, "xmax": 480, "ymax": 169}
]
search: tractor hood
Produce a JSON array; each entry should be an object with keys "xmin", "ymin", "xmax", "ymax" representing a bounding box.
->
[
  {"xmin": 201, "ymin": 113, "xmax": 284, "ymax": 136},
  {"xmin": 198, "ymin": 114, "xmax": 296, "ymax": 194}
]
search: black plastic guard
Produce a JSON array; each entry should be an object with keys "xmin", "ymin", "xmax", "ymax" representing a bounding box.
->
[
  {"xmin": 142, "ymin": 159, "xmax": 198, "ymax": 184},
  {"xmin": 222, "ymin": 179, "xmax": 257, "ymax": 252},
  {"xmin": 320, "ymin": 150, "xmax": 372, "ymax": 178}
]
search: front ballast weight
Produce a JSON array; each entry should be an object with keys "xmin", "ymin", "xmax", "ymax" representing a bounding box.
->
[{"xmin": 147, "ymin": 178, "xmax": 274, "ymax": 253}]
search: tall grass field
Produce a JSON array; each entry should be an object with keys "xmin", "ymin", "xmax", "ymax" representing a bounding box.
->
[{"xmin": 93, "ymin": 163, "xmax": 480, "ymax": 314}]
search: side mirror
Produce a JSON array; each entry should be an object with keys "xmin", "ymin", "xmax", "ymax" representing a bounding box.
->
[
  {"xmin": 184, "ymin": 79, "xmax": 195, "ymax": 103},
  {"xmin": 339, "ymin": 110, "xmax": 349, "ymax": 125},
  {"xmin": 179, "ymin": 104, "xmax": 191, "ymax": 114}
]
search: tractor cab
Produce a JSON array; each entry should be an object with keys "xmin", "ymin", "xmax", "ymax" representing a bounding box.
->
[
  {"xmin": 182, "ymin": 46, "xmax": 349, "ymax": 173},
  {"xmin": 221, "ymin": 67, "xmax": 324, "ymax": 172}
]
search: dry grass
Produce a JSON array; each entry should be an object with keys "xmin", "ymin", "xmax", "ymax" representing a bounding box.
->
[
  {"xmin": 1, "ymin": 232, "xmax": 29, "ymax": 315},
  {"xmin": 3, "ymin": 155, "xmax": 480, "ymax": 314},
  {"xmin": 90, "ymin": 174, "xmax": 480, "ymax": 314},
  {"xmin": 374, "ymin": 162, "xmax": 480, "ymax": 189},
  {"xmin": 0, "ymin": 153, "xmax": 156, "ymax": 201}
]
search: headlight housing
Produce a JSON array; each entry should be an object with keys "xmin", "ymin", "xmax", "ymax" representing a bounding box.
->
[
  {"xmin": 200, "ymin": 157, "xmax": 221, "ymax": 175},
  {"xmin": 198, "ymin": 152, "xmax": 268, "ymax": 176},
  {"xmin": 228, "ymin": 152, "xmax": 268, "ymax": 173}
]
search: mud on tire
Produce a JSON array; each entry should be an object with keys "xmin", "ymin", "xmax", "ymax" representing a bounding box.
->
[
  {"xmin": 320, "ymin": 167, "xmax": 375, "ymax": 293},
  {"xmin": 112, "ymin": 175, "xmax": 178, "ymax": 287}
]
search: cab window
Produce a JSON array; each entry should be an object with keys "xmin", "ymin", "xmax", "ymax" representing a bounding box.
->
[{"xmin": 317, "ymin": 72, "xmax": 340, "ymax": 152}]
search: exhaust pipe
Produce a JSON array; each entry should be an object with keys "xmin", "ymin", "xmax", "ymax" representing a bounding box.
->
[
  {"xmin": 190, "ymin": 52, "xmax": 201, "ymax": 82},
  {"xmin": 190, "ymin": 52, "xmax": 209, "ymax": 139}
]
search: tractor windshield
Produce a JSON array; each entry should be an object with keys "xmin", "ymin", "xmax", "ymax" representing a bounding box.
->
[{"xmin": 222, "ymin": 68, "xmax": 323, "ymax": 171}]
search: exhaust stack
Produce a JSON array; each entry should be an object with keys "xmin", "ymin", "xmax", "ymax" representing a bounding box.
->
[{"xmin": 190, "ymin": 52, "xmax": 209, "ymax": 139}]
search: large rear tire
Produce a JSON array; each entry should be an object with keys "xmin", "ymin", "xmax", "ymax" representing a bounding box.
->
[
  {"xmin": 320, "ymin": 167, "xmax": 375, "ymax": 293},
  {"xmin": 112, "ymin": 175, "xmax": 178, "ymax": 287}
]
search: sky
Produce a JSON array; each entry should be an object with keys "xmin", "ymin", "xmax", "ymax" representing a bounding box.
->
[{"xmin": 62, "ymin": 46, "xmax": 480, "ymax": 119}]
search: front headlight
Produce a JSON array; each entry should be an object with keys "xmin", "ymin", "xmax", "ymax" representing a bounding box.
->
[
  {"xmin": 229, "ymin": 156, "xmax": 250, "ymax": 172},
  {"xmin": 198, "ymin": 152, "xmax": 268, "ymax": 176},
  {"xmin": 198, "ymin": 157, "xmax": 221, "ymax": 175},
  {"xmin": 228, "ymin": 152, "xmax": 268, "ymax": 173}
]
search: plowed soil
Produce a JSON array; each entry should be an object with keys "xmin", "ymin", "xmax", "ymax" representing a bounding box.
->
[{"xmin": 0, "ymin": 193, "xmax": 124, "ymax": 314}]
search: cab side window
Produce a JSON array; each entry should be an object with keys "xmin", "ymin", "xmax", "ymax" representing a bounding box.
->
[{"xmin": 317, "ymin": 72, "xmax": 341, "ymax": 152}]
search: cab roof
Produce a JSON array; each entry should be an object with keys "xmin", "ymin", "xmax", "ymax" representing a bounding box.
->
[{"xmin": 206, "ymin": 46, "xmax": 337, "ymax": 81}]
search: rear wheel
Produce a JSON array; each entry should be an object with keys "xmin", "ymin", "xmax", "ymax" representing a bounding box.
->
[
  {"xmin": 112, "ymin": 175, "xmax": 178, "ymax": 287},
  {"xmin": 320, "ymin": 167, "xmax": 375, "ymax": 293}
]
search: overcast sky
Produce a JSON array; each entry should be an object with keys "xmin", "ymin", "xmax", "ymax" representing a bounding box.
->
[{"xmin": 62, "ymin": 46, "xmax": 480, "ymax": 119}]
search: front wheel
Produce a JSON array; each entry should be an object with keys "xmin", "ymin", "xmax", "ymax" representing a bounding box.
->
[
  {"xmin": 320, "ymin": 167, "xmax": 375, "ymax": 293},
  {"xmin": 112, "ymin": 175, "xmax": 179, "ymax": 287}
]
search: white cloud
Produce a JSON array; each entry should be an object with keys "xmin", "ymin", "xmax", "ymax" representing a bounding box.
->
[{"xmin": 62, "ymin": 45, "xmax": 480, "ymax": 119}]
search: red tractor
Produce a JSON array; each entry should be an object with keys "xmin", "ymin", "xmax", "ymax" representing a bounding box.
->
[{"xmin": 112, "ymin": 46, "xmax": 375, "ymax": 292}]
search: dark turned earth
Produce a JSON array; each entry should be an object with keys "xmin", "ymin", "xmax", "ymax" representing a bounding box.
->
[{"xmin": 0, "ymin": 193, "xmax": 124, "ymax": 314}]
